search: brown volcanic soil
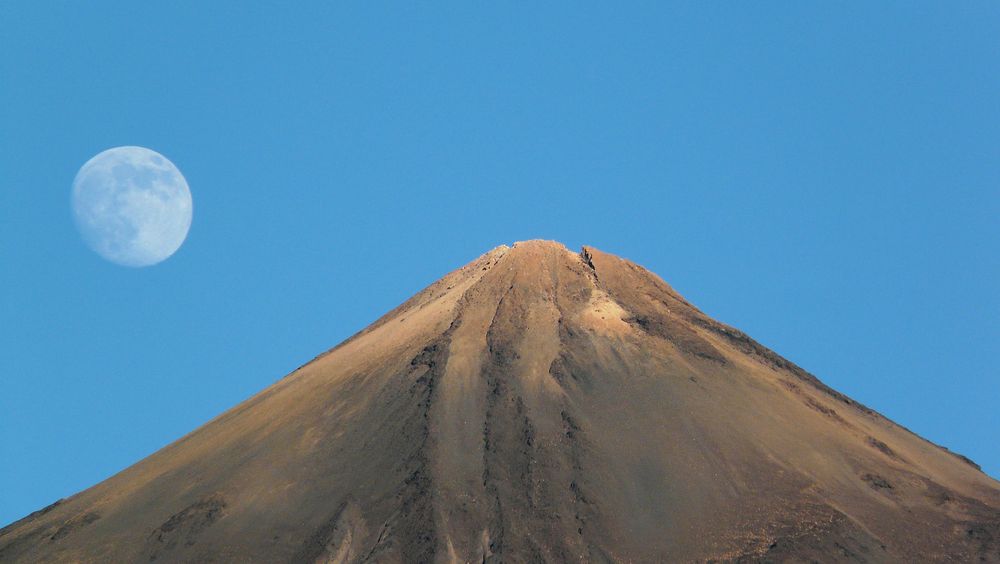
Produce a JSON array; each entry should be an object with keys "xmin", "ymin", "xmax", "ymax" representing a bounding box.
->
[{"xmin": 2, "ymin": 240, "xmax": 999, "ymax": 563}]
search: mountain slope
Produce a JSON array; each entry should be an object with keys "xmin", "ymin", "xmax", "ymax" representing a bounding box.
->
[{"xmin": 2, "ymin": 240, "xmax": 998, "ymax": 563}]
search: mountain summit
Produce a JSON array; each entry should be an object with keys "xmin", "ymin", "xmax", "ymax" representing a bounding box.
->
[{"xmin": 3, "ymin": 240, "xmax": 998, "ymax": 562}]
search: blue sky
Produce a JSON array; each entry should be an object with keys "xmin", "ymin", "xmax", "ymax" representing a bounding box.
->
[{"xmin": 1, "ymin": 3, "xmax": 997, "ymax": 526}]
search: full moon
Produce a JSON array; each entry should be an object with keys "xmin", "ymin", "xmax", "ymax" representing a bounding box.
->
[{"xmin": 72, "ymin": 146, "xmax": 193, "ymax": 267}]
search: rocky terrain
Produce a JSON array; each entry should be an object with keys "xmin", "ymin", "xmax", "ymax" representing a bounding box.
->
[{"xmin": 2, "ymin": 240, "xmax": 998, "ymax": 562}]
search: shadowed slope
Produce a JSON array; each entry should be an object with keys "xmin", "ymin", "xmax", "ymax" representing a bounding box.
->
[{"xmin": 2, "ymin": 240, "xmax": 998, "ymax": 562}]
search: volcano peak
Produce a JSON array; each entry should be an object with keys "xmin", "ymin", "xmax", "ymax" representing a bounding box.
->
[{"xmin": 3, "ymin": 243, "xmax": 998, "ymax": 563}]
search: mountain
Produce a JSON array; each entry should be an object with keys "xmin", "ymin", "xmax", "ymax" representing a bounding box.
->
[{"xmin": 2, "ymin": 240, "xmax": 998, "ymax": 563}]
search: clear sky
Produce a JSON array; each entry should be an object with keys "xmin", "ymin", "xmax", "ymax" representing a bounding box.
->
[{"xmin": 1, "ymin": 3, "xmax": 997, "ymax": 527}]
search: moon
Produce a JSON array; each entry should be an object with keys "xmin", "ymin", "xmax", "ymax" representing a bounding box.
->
[{"xmin": 72, "ymin": 146, "xmax": 193, "ymax": 267}]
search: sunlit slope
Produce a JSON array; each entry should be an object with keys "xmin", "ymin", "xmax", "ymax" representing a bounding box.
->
[{"xmin": 2, "ymin": 240, "xmax": 998, "ymax": 562}]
